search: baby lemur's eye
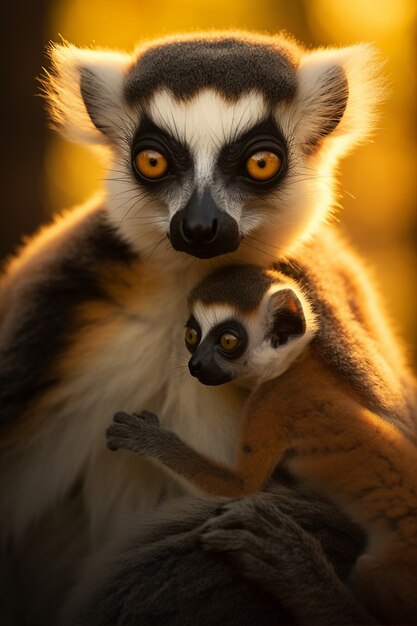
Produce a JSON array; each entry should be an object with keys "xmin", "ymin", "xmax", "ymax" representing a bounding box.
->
[
  {"xmin": 185, "ymin": 326, "xmax": 201, "ymax": 353},
  {"xmin": 245, "ymin": 151, "xmax": 282, "ymax": 181},
  {"xmin": 216, "ymin": 323, "xmax": 248, "ymax": 358},
  {"xmin": 134, "ymin": 149, "xmax": 169, "ymax": 180},
  {"xmin": 220, "ymin": 333, "xmax": 239, "ymax": 351}
]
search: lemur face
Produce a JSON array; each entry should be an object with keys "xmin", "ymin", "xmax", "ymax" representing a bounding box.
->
[
  {"xmin": 127, "ymin": 102, "xmax": 289, "ymax": 259},
  {"xmin": 46, "ymin": 33, "xmax": 381, "ymax": 261},
  {"xmin": 185, "ymin": 265, "xmax": 317, "ymax": 387}
]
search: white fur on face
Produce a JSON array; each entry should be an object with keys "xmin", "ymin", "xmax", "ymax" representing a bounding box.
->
[
  {"xmin": 105, "ymin": 89, "xmax": 269, "ymax": 254},
  {"xmin": 104, "ymin": 86, "xmax": 338, "ymax": 263},
  {"xmin": 190, "ymin": 281, "xmax": 317, "ymax": 389},
  {"xmin": 47, "ymin": 42, "xmax": 384, "ymax": 264},
  {"xmin": 148, "ymin": 89, "xmax": 267, "ymax": 191}
]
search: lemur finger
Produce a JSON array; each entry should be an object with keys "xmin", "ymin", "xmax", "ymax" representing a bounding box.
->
[
  {"xmin": 222, "ymin": 550, "xmax": 278, "ymax": 584},
  {"xmin": 204, "ymin": 500, "xmax": 276, "ymax": 536},
  {"xmin": 202, "ymin": 525, "xmax": 281, "ymax": 571},
  {"xmin": 106, "ymin": 423, "xmax": 139, "ymax": 442},
  {"xmin": 113, "ymin": 411, "xmax": 146, "ymax": 428},
  {"xmin": 112, "ymin": 412, "xmax": 160, "ymax": 435},
  {"xmin": 201, "ymin": 528, "xmax": 265, "ymax": 555},
  {"xmin": 107, "ymin": 439, "xmax": 121, "ymax": 451},
  {"xmin": 132, "ymin": 410, "xmax": 160, "ymax": 427},
  {"xmin": 106, "ymin": 438, "xmax": 132, "ymax": 451}
]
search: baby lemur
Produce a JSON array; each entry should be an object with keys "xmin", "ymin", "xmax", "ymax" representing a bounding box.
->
[{"xmin": 107, "ymin": 264, "xmax": 417, "ymax": 625}]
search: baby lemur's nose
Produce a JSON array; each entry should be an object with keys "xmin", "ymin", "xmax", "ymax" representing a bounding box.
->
[{"xmin": 188, "ymin": 359, "xmax": 202, "ymax": 377}]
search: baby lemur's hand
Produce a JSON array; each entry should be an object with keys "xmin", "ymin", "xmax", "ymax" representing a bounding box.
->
[{"xmin": 107, "ymin": 410, "xmax": 161, "ymax": 454}]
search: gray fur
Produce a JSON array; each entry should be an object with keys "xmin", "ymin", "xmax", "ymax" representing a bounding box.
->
[
  {"xmin": 80, "ymin": 68, "xmax": 119, "ymax": 141},
  {"xmin": 0, "ymin": 33, "xmax": 406, "ymax": 626},
  {"xmin": 60, "ymin": 482, "xmax": 374, "ymax": 626},
  {"xmin": 125, "ymin": 34, "xmax": 299, "ymax": 105},
  {"xmin": 188, "ymin": 264, "xmax": 276, "ymax": 313},
  {"xmin": 303, "ymin": 65, "xmax": 349, "ymax": 151},
  {"xmin": 200, "ymin": 496, "xmax": 375, "ymax": 625},
  {"xmin": 1, "ymin": 485, "xmax": 90, "ymax": 626},
  {"xmin": 107, "ymin": 411, "xmax": 241, "ymax": 488},
  {"xmin": 1, "ymin": 222, "xmax": 412, "ymax": 626}
]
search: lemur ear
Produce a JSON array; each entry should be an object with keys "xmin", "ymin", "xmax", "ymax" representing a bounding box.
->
[
  {"xmin": 43, "ymin": 43, "xmax": 131, "ymax": 145},
  {"xmin": 288, "ymin": 44, "xmax": 384, "ymax": 156},
  {"xmin": 269, "ymin": 289, "xmax": 306, "ymax": 347}
]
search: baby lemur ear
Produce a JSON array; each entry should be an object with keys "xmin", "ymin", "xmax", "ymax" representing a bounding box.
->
[
  {"xmin": 42, "ymin": 42, "xmax": 131, "ymax": 145},
  {"xmin": 269, "ymin": 289, "xmax": 306, "ymax": 347},
  {"xmin": 287, "ymin": 44, "xmax": 384, "ymax": 156}
]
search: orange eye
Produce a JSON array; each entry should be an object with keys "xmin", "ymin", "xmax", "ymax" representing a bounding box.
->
[
  {"xmin": 245, "ymin": 151, "xmax": 282, "ymax": 181},
  {"xmin": 134, "ymin": 150, "xmax": 169, "ymax": 179}
]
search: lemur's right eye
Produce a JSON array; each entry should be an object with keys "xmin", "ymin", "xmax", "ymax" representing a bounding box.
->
[
  {"xmin": 134, "ymin": 149, "xmax": 169, "ymax": 180},
  {"xmin": 245, "ymin": 151, "xmax": 282, "ymax": 181},
  {"xmin": 185, "ymin": 326, "xmax": 201, "ymax": 353},
  {"xmin": 220, "ymin": 333, "xmax": 239, "ymax": 352},
  {"xmin": 216, "ymin": 322, "xmax": 248, "ymax": 359}
]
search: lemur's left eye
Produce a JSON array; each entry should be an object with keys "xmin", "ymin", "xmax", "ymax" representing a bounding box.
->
[
  {"xmin": 185, "ymin": 326, "xmax": 201, "ymax": 353},
  {"xmin": 245, "ymin": 151, "xmax": 282, "ymax": 181},
  {"xmin": 134, "ymin": 150, "xmax": 169, "ymax": 179},
  {"xmin": 219, "ymin": 333, "xmax": 239, "ymax": 352}
]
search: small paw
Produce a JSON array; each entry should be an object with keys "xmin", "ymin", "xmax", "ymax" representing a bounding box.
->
[
  {"xmin": 106, "ymin": 410, "xmax": 161, "ymax": 452},
  {"xmin": 204, "ymin": 497, "xmax": 260, "ymax": 531},
  {"xmin": 201, "ymin": 528, "xmax": 276, "ymax": 581},
  {"xmin": 201, "ymin": 527, "xmax": 261, "ymax": 553},
  {"xmin": 131, "ymin": 410, "xmax": 160, "ymax": 428}
]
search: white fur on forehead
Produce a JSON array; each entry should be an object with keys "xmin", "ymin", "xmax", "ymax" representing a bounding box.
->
[
  {"xmin": 43, "ymin": 43, "xmax": 131, "ymax": 145},
  {"xmin": 148, "ymin": 89, "xmax": 267, "ymax": 146},
  {"xmin": 191, "ymin": 302, "xmax": 240, "ymax": 339},
  {"xmin": 148, "ymin": 89, "xmax": 268, "ymax": 187}
]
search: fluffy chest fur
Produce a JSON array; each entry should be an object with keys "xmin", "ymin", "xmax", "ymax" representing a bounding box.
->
[{"xmin": 1, "ymin": 255, "xmax": 247, "ymax": 539}]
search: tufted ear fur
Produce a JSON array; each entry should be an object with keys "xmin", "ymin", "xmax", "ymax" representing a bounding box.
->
[
  {"xmin": 42, "ymin": 43, "xmax": 132, "ymax": 145},
  {"xmin": 283, "ymin": 44, "xmax": 385, "ymax": 157},
  {"xmin": 269, "ymin": 289, "xmax": 307, "ymax": 348}
]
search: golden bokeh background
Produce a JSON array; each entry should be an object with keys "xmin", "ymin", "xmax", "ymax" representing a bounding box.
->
[{"xmin": 3, "ymin": 0, "xmax": 417, "ymax": 363}]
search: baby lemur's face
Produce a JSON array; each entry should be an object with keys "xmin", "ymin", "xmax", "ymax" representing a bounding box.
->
[{"xmin": 185, "ymin": 265, "xmax": 317, "ymax": 387}]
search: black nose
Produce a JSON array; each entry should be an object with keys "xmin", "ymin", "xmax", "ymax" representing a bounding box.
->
[
  {"xmin": 169, "ymin": 188, "xmax": 240, "ymax": 259},
  {"xmin": 188, "ymin": 358, "xmax": 202, "ymax": 377},
  {"xmin": 181, "ymin": 214, "xmax": 218, "ymax": 245}
]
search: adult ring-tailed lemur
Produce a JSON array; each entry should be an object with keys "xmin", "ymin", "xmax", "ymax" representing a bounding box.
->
[{"xmin": 1, "ymin": 32, "xmax": 415, "ymax": 625}]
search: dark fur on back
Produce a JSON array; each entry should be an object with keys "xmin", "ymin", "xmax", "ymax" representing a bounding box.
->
[
  {"xmin": 125, "ymin": 33, "xmax": 300, "ymax": 104},
  {"xmin": 60, "ymin": 481, "xmax": 371, "ymax": 626}
]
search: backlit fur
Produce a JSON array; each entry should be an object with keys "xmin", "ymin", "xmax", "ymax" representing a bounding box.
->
[
  {"xmin": 0, "ymin": 31, "xmax": 404, "ymax": 625},
  {"xmin": 43, "ymin": 33, "xmax": 384, "ymax": 261}
]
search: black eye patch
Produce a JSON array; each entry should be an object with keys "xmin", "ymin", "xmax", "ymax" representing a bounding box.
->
[
  {"xmin": 209, "ymin": 320, "xmax": 248, "ymax": 359},
  {"xmin": 131, "ymin": 113, "xmax": 192, "ymax": 185},
  {"xmin": 217, "ymin": 116, "xmax": 288, "ymax": 189}
]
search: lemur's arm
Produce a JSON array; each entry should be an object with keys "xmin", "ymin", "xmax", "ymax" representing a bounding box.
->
[
  {"xmin": 60, "ymin": 483, "xmax": 377, "ymax": 626},
  {"xmin": 200, "ymin": 492, "xmax": 377, "ymax": 625},
  {"xmin": 107, "ymin": 409, "xmax": 281, "ymax": 497}
]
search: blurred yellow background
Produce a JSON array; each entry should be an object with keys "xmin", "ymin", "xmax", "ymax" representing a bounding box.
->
[{"xmin": 7, "ymin": 0, "xmax": 417, "ymax": 362}]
